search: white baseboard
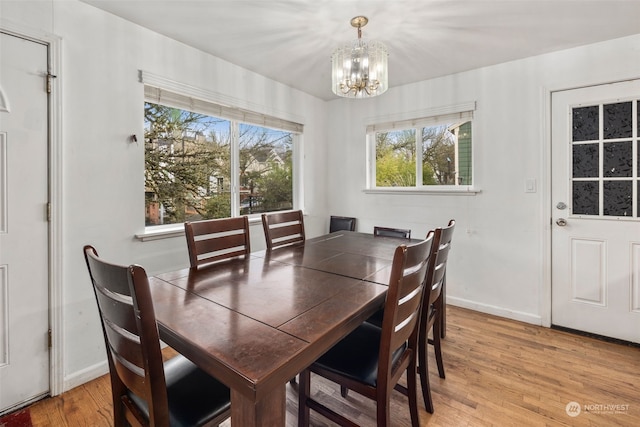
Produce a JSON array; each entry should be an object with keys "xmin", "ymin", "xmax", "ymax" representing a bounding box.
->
[
  {"xmin": 63, "ymin": 360, "xmax": 109, "ymax": 392},
  {"xmin": 62, "ymin": 343, "xmax": 171, "ymax": 393},
  {"xmin": 448, "ymin": 296, "xmax": 543, "ymax": 326}
]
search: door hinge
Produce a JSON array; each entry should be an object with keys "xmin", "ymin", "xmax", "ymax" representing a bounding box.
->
[
  {"xmin": 48, "ymin": 329, "xmax": 52, "ymax": 348},
  {"xmin": 46, "ymin": 202, "xmax": 51, "ymax": 222},
  {"xmin": 46, "ymin": 73, "xmax": 57, "ymax": 94}
]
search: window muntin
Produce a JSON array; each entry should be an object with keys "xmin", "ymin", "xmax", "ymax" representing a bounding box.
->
[
  {"xmin": 369, "ymin": 116, "xmax": 473, "ymax": 189},
  {"xmin": 145, "ymin": 102, "xmax": 295, "ymax": 226},
  {"xmin": 571, "ymin": 99, "xmax": 639, "ymax": 218}
]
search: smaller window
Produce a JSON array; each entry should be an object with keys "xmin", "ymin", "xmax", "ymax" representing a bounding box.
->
[{"xmin": 367, "ymin": 106, "xmax": 474, "ymax": 189}]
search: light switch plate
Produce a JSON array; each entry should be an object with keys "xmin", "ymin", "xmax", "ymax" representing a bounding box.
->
[{"xmin": 525, "ymin": 179, "xmax": 537, "ymax": 193}]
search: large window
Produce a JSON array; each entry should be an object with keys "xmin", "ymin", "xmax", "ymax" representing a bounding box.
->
[
  {"xmin": 367, "ymin": 107, "xmax": 474, "ymax": 189},
  {"xmin": 144, "ymin": 87, "xmax": 301, "ymax": 227}
]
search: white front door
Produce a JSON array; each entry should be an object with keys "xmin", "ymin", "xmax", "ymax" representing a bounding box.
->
[
  {"xmin": 551, "ymin": 80, "xmax": 640, "ymax": 343},
  {"xmin": 0, "ymin": 32, "xmax": 50, "ymax": 413}
]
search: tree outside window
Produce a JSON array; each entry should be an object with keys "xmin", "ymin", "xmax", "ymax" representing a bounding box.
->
[
  {"xmin": 238, "ymin": 123, "xmax": 292, "ymax": 215},
  {"xmin": 375, "ymin": 129, "xmax": 416, "ymax": 187},
  {"xmin": 144, "ymin": 102, "xmax": 293, "ymax": 226},
  {"xmin": 373, "ymin": 120, "xmax": 472, "ymax": 188}
]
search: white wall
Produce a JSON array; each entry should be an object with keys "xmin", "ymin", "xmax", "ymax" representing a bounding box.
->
[
  {"xmin": 2, "ymin": 0, "xmax": 329, "ymax": 390},
  {"xmin": 326, "ymin": 33, "xmax": 640, "ymax": 324},
  {"xmin": 3, "ymin": 0, "xmax": 640, "ymax": 394}
]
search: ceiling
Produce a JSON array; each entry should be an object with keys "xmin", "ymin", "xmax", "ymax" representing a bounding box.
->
[{"xmin": 80, "ymin": 0, "xmax": 640, "ymax": 101}]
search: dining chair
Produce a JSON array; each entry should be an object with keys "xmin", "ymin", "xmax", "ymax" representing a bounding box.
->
[
  {"xmin": 83, "ymin": 245, "xmax": 231, "ymax": 427},
  {"xmin": 261, "ymin": 210, "xmax": 305, "ymax": 250},
  {"xmin": 417, "ymin": 220, "xmax": 454, "ymax": 413},
  {"xmin": 297, "ymin": 234, "xmax": 434, "ymax": 427},
  {"xmin": 184, "ymin": 216, "xmax": 251, "ymax": 269},
  {"xmin": 329, "ymin": 215, "xmax": 356, "ymax": 233},
  {"xmin": 438, "ymin": 219, "xmax": 456, "ymax": 339},
  {"xmin": 362, "ymin": 220, "xmax": 455, "ymax": 412},
  {"xmin": 373, "ymin": 225, "xmax": 411, "ymax": 239}
]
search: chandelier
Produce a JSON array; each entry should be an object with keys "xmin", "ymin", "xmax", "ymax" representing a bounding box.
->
[{"xmin": 331, "ymin": 16, "xmax": 388, "ymax": 98}]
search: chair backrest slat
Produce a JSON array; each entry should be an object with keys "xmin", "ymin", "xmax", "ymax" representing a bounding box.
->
[
  {"xmin": 262, "ymin": 210, "xmax": 305, "ymax": 250},
  {"xmin": 195, "ymin": 232, "xmax": 248, "ymax": 253},
  {"xmin": 185, "ymin": 216, "xmax": 251, "ymax": 269}
]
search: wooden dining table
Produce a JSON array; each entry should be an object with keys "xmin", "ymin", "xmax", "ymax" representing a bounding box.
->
[{"xmin": 149, "ymin": 231, "xmax": 417, "ymax": 426}]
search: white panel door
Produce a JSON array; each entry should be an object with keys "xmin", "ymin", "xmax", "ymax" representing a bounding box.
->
[
  {"xmin": 551, "ymin": 80, "xmax": 640, "ymax": 343},
  {"xmin": 0, "ymin": 32, "xmax": 49, "ymax": 413}
]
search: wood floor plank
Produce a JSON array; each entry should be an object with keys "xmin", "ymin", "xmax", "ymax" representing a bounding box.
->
[{"xmin": 23, "ymin": 306, "xmax": 640, "ymax": 426}]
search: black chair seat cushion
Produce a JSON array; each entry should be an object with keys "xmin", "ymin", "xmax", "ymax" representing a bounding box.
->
[
  {"xmin": 365, "ymin": 308, "xmax": 384, "ymax": 328},
  {"xmin": 129, "ymin": 355, "xmax": 230, "ymax": 427},
  {"xmin": 314, "ymin": 322, "xmax": 406, "ymax": 387}
]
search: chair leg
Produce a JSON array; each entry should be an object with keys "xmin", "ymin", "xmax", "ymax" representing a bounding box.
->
[
  {"xmin": 376, "ymin": 388, "xmax": 392, "ymax": 427},
  {"xmin": 110, "ymin": 378, "xmax": 128, "ymax": 425},
  {"xmin": 298, "ymin": 369, "xmax": 311, "ymax": 427},
  {"xmin": 340, "ymin": 385, "xmax": 349, "ymax": 398},
  {"xmin": 407, "ymin": 359, "xmax": 421, "ymax": 426},
  {"xmin": 418, "ymin": 340, "xmax": 434, "ymax": 413},
  {"xmin": 433, "ymin": 313, "xmax": 445, "ymax": 379}
]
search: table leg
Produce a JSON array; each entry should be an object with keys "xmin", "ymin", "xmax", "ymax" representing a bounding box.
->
[{"xmin": 231, "ymin": 385, "xmax": 286, "ymax": 427}]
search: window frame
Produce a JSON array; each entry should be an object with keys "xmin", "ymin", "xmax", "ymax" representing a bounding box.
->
[
  {"xmin": 365, "ymin": 102, "xmax": 479, "ymax": 195},
  {"xmin": 137, "ymin": 72, "xmax": 304, "ymax": 240}
]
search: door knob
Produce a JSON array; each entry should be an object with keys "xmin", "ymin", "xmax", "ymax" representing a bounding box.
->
[{"xmin": 556, "ymin": 218, "xmax": 567, "ymax": 226}]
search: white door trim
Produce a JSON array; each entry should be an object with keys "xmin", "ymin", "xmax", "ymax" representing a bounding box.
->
[
  {"xmin": 0, "ymin": 20, "xmax": 63, "ymax": 397},
  {"xmin": 543, "ymin": 75, "xmax": 640, "ymax": 331},
  {"xmin": 540, "ymin": 84, "xmax": 553, "ymax": 328}
]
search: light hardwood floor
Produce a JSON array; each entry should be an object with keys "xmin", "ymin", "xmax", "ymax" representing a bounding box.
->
[{"xmin": 25, "ymin": 306, "xmax": 640, "ymax": 426}]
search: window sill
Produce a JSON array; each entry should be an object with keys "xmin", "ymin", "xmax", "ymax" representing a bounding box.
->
[
  {"xmin": 135, "ymin": 225, "xmax": 185, "ymax": 242},
  {"xmin": 135, "ymin": 215, "xmax": 266, "ymax": 242},
  {"xmin": 363, "ymin": 187, "xmax": 481, "ymax": 196}
]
